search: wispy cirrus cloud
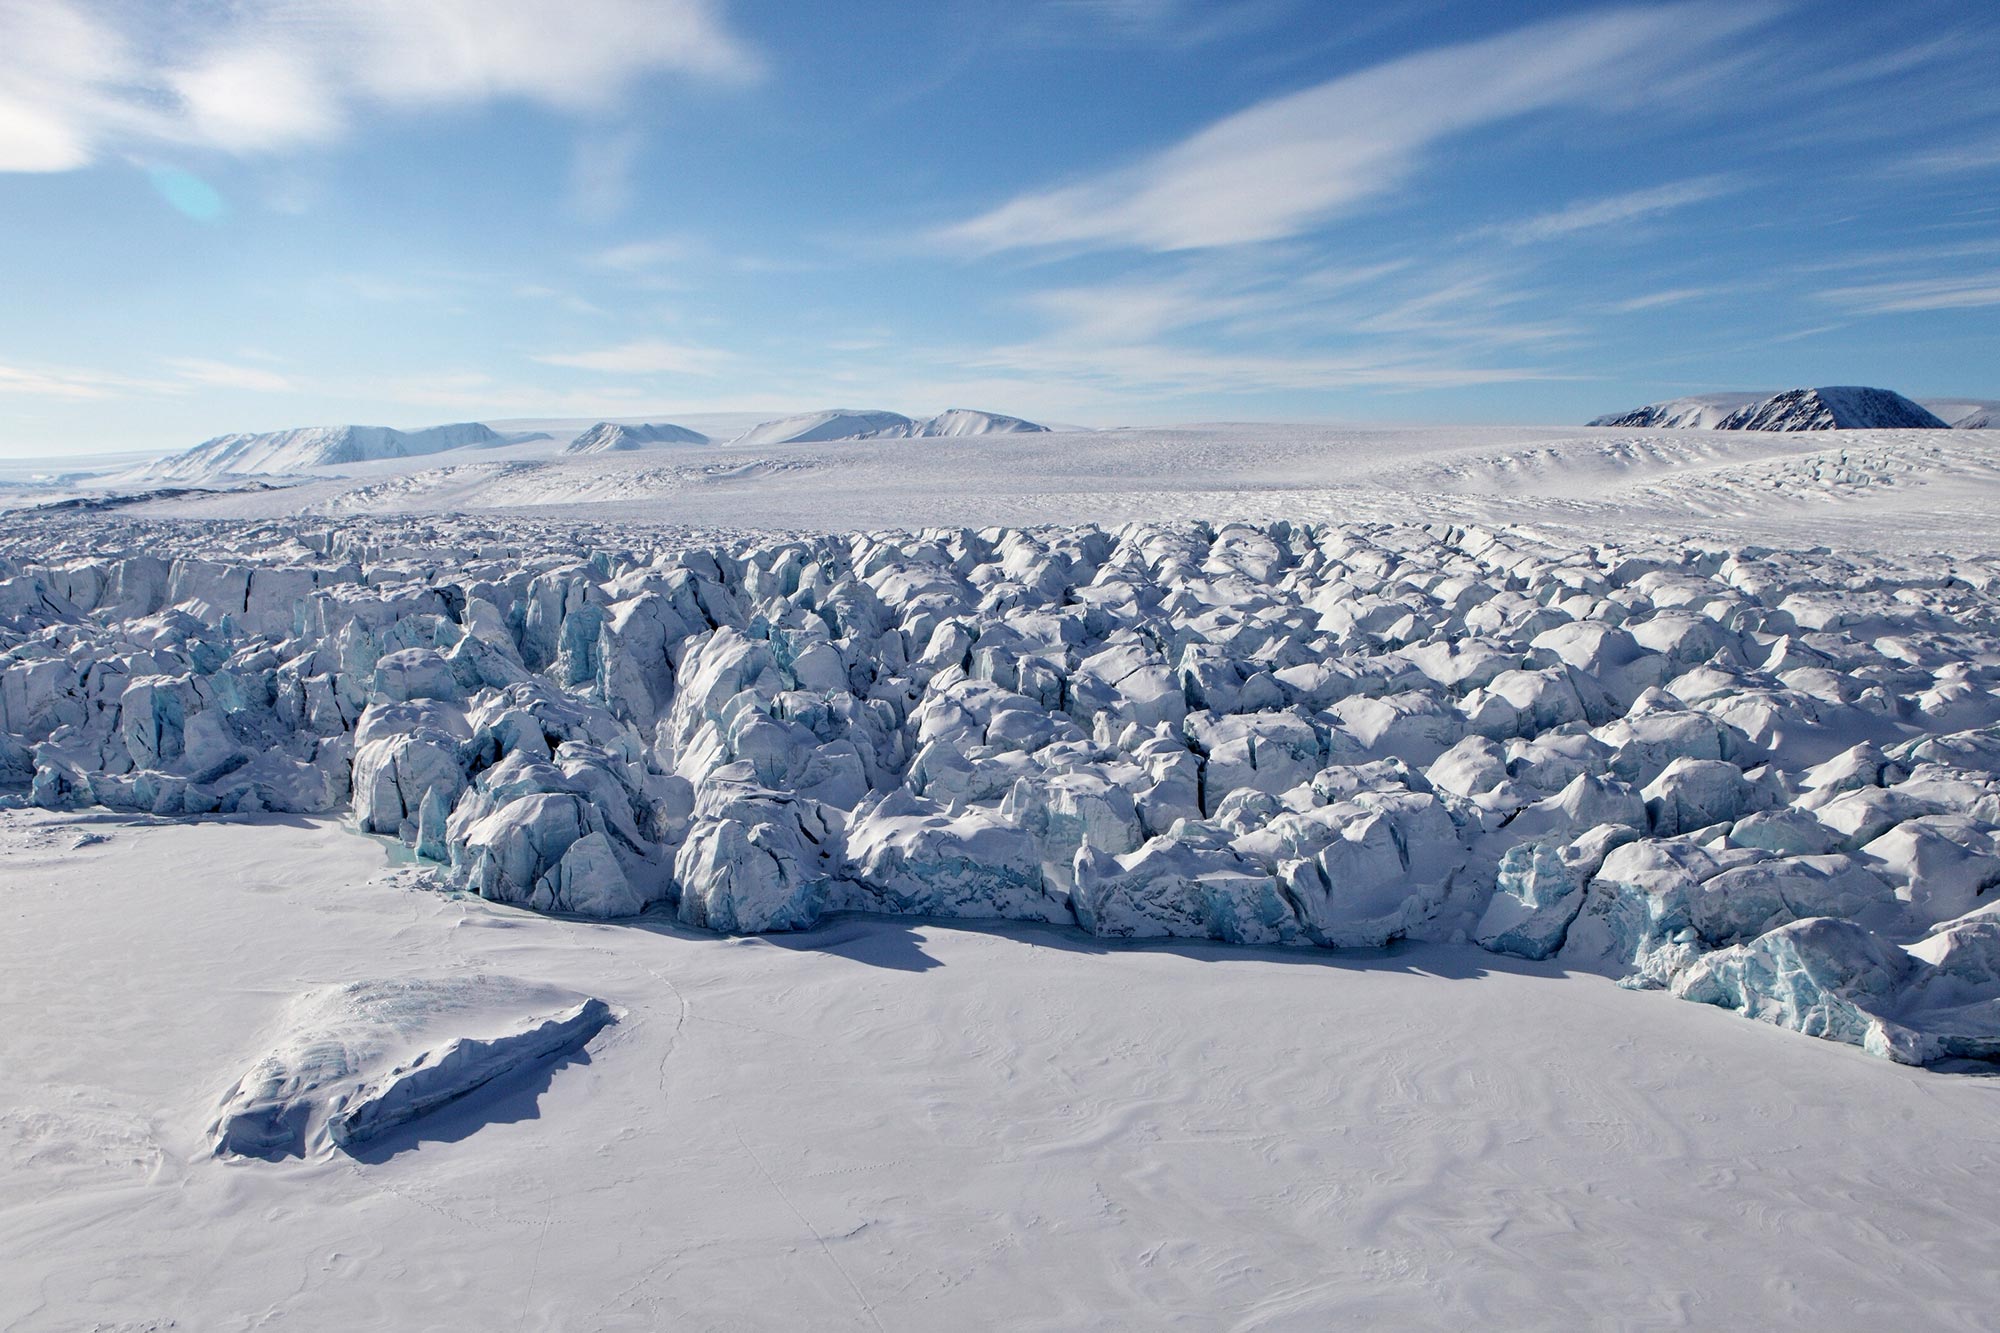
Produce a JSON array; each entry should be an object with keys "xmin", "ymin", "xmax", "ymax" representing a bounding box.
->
[
  {"xmin": 938, "ymin": 4, "xmax": 1777, "ymax": 254},
  {"xmin": 1608, "ymin": 286, "xmax": 1727, "ymax": 313},
  {"xmin": 0, "ymin": 355, "xmax": 296, "ymax": 399},
  {"xmin": 532, "ymin": 338, "xmax": 734, "ymax": 376},
  {"xmin": 958, "ymin": 339, "xmax": 1566, "ymax": 397},
  {"xmin": 1484, "ymin": 177, "xmax": 1738, "ymax": 245},
  {"xmin": 566, "ymin": 129, "xmax": 646, "ymax": 224},
  {"xmin": 988, "ymin": 251, "xmax": 1573, "ymax": 403},
  {"xmin": 589, "ymin": 236, "xmax": 703, "ymax": 272},
  {"xmin": 0, "ymin": 361, "xmax": 163, "ymax": 400},
  {"xmin": 1823, "ymin": 270, "xmax": 2000, "ymax": 314},
  {"xmin": 160, "ymin": 357, "xmax": 296, "ymax": 393},
  {"xmin": 1899, "ymin": 136, "xmax": 2000, "ymax": 177},
  {"xmin": 1009, "ymin": 0, "xmax": 1297, "ymax": 50},
  {"xmin": 0, "ymin": 0, "xmax": 761, "ymax": 173}
]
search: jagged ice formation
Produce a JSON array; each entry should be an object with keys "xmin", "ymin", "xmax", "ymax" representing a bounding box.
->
[{"xmin": 2, "ymin": 513, "xmax": 1999, "ymax": 1065}]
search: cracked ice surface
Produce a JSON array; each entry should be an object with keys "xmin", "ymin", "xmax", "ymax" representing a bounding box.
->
[{"xmin": 4, "ymin": 511, "xmax": 2000, "ymax": 1063}]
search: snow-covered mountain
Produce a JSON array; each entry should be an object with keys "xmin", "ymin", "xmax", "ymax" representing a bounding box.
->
[
  {"xmin": 1593, "ymin": 386, "xmax": 1949, "ymax": 430},
  {"xmin": 1923, "ymin": 399, "xmax": 2000, "ymax": 429},
  {"xmin": 139, "ymin": 421, "xmax": 504, "ymax": 482},
  {"xmin": 562, "ymin": 421, "xmax": 709, "ymax": 455},
  {"xmin": 732, "ymin": 409, "xmax": 916, "ymax": 446},
  {"xmin": 905, "ymin": 409, "xmax": 1050, "ymax": 437},
  {"xmin": 1718, "ymin": 387, "xmax": 1948, "ymax": 431},
  {"xmin": 732, "ymin": 407, "xmax": 1049, "ymax": 445},
  {"xmin": 1588, "ymin": 392, "xmax": 1761, "ymax": 429}
]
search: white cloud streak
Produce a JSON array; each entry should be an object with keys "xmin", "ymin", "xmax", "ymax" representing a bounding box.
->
[
  {"xmin": 1901, "ymin": 137, "xmax": 2000, "ymax": 177},
  {"xmin": 0, "ymin": 0, "xmax": 760, "ymax": 173},
  {"xmin": 590, "ymin": 236, "xmax": 702, "ymax": 271},
  {"xmin": 939, "ymin": 4, "xmax": 1775, "ymax": 254},
  {"xmin": 532, "ymin": 338, "xmax": 734, "ymax": 376},
  {"xmin": 1823, "ymin": 271, "xmax": 2000, "ymax": 314},
  {"xmin": 1486, "ymin": 177, "xmax": 1738, "ymax": 245},
  {"xmin": 0, "ymin": 355, "xmax": 299, "ymax": 400},
  {"xmin": 0, "ymin": 361, "xmax": 161, "ymax": 400},
  {"xmin": 1609, "ymin": 286, "xmax": 1726, "ymax": 312},
  {"xmin": 567, "ymin": 129, "xmax": 645, "ymax": 224},
  {"xmin": 161, "ymin": 357, "xmax": 297, "ymax": 392},
  {"xmin": 960, "ymin": 341, "xmax": 1565, "ymax": 395}
]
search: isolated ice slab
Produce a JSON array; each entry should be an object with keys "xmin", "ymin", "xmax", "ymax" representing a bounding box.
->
[{"xmin": 209, "ymin": 976, "xmax": 613, "ymax": 1159}]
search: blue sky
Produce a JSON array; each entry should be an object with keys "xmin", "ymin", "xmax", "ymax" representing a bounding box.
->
[{"xmin": 1, "ymin": 0, "xmax": 1997, "ymax": 455}]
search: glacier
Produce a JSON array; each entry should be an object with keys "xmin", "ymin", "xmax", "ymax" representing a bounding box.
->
[{"xmin": 4, "ymin": 506, "xmax": 1999, "ymax": 1066}]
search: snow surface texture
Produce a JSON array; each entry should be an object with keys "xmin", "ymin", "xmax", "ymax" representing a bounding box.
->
[
  {"xmin": 4, "ymin": 505, "xmax": 2000, "ymax": 1066},
  {"xmin": 98, "ymin": 407, "xmax": 1051, "ymax": 493},
  {"xmin": 54, "ymin": 421, "xmax": 1994, "ymax": 563},
  {"xmin": 562, "ymin": 421, "xmax": 710, "ymax": 454},
  {"xmin": 136, "ymin": 421, "xmax": 505, "ymax": 482},
  {"xmin": 14, "ymin": 811, "xmax": 2000, "ymax": 1328},
  {"xmin": 209, "ymin": 976, "xmax": 613, "ymax": 1159},
  {"xmin": 1593, "ymin": 385, "xmax": 1951, "ymax": 430}
]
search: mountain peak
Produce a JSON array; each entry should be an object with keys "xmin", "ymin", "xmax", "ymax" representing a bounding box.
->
[
  {"xmin": 139, "ymin": 421, "xmax": 503, "ymax": 482},
  {"xmin": 730, "ymin": 408, "xmax": 1048, "ymax": 445},
  {"xmin": 562, "ymin": 421, "xmax": 709, "ymax": 454},
  {"xmin": 1717, "ymin": 387, "xmax": 1948, "ymax": 431},
  {"xmin": 1592, "ymin": 386, "xmax": 1950, "ymax": 431}
]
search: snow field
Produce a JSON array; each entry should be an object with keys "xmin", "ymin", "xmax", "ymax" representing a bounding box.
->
[
  {"xmin": 5, "ymin": 414, "xmax": 2000, "ymax": 1326},
  {"xmin": 5, "ymin": 810, "xmax": 2000, "ymax": 1329}
]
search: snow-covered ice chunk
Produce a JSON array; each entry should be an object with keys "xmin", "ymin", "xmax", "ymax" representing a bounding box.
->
[
  {"xmin": 209, "ymin": 976, "xmax": 613, "ymax": 1159},
  {"xmin": 1072, "ymin": 830, "xmax": 1299, "ymax": 944},
  {"xmin": 845, "ymin": 791, "xmax": 1059, "ymax": 922},
  {"xmin": 675, "ymin": 783, "xmax": 841, "ymax": 933},
  {"xmin": 1672, "ymin": 918, "xmax": 1915, "ymax": 1055},
  {"xmin": 1476, "ymin": 842, "xmax": 1579, "ymax": 959}
]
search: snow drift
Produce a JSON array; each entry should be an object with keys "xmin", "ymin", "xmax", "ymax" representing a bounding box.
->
[{"xmin": 208, "ymin": 975, "xmax": 614, "ymax": 1159}]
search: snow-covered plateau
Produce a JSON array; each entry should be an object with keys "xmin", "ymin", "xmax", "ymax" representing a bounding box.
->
[{"xmin": 6, "ymin": 419, "xmax": 2000, "ymax": 1328}]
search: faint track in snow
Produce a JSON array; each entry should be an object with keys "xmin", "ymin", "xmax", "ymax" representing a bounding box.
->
[{"xmin": 732, "ymin": 1126, "xmax": 887, "ymax": 1332}]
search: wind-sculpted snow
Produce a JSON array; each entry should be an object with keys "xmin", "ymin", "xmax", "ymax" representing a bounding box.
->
[
  {"xmin": 208, "ymin": 975, "xmax": 614, "ymax": 1159},
  {"xmin": 4, "ymin": 511, "xmax": 2000, "ymax": 1065}
]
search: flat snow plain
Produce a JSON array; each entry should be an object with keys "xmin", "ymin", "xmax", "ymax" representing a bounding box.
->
[
  {"xmin": 116, "ymin": 419, "xmax": 2000, "ymax": 555},
  {"xmin": 5, "ymin": 420, "xmax": 2000, "ymax": 1329},
  {"xmin": 8, "ymin": 809, "xmax": 2000, "ymax": 1330}
]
